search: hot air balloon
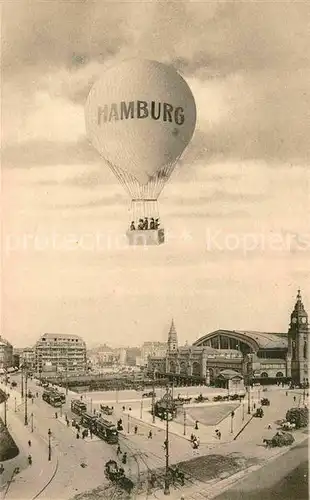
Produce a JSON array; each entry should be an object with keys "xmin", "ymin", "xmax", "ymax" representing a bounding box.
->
[{"xmin": 85, "ymin": 59, "xmax": 196, "ymax": 245}]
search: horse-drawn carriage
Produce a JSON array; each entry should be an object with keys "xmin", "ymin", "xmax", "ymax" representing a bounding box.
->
[
  {"xmin": 174, "ymin": 395, "xmax": 192, "ymax": 406},
  {"xmin": 261, "ymin": 398, "xmax": 270, "ymax": 406},
  {"xmin": 263, "ymin": 431, "xmax": 294, "ymax": 448},
  {"xmin": 100, "ymin": 404, "xmax": 113, "ymax": 415},
  {"xmin": 104, "ymin": 460, "xmax": 134, "ymax": 494},
  {"xmin": 195, "ymin": 394, "xmax": 209, "ymax": 403},
  {"xmin": 254, "ymin": 407, "xmax": 264, "ymax": 418}
]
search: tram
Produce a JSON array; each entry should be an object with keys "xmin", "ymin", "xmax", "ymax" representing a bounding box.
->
[
  {"xmin": 93, "ymin": 417, "xmax": 119, "ymax": 444},
  {"xmin": 42, "ymin": 390, "xmax": 62, "ymax": 407},
  {"xmin": 71, "ymin": 399, "xmax": 87, "ymax": 415}
]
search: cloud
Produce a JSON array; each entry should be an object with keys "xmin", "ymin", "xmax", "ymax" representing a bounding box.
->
[
  {"xmin": 2, "ymin": 139, "xmax": 97, "ymax": 168},
  {"xmin": 2, "ymin": 0, "xmax": 310, "ymax": 171}
]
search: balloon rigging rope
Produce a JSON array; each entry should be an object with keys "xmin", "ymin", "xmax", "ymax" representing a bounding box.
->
[{"xmin": 106, "ymin": 154, "xmax": 182, "ymax": 218}]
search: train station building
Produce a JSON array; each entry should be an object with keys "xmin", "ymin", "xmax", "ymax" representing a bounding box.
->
[{"xmin": 147, "ymin": 290, "xmax": 309, "ymax": 387}]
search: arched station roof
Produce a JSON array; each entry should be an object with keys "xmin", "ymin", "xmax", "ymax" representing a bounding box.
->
[{"xmin": 194, "ymin": 329, "xmax": 288, "ymax": 351}]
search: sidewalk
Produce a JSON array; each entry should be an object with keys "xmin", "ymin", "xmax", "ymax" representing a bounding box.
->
[{"xmin": 0, "ymin": 406, "xmax": 58, "ymax": 500}]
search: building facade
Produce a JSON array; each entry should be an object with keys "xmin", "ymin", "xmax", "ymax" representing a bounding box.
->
[
  {"xmin": 0, "ymin": 337, "xmax": 13, "ymax": 370},
  {"xmin": 19, "ymin": 347, "xmax": 36, "ymax": 370},
  {"xmin": 148, "ymin": 290, "xmax": 309, "ymax": 386},
  {"xmin": 35, "ymin": 333, "xmax": 87, "ymax": 375},
  {"xmin": 141, "ymin": 341, "xmax": 168, "ymax": 366}
]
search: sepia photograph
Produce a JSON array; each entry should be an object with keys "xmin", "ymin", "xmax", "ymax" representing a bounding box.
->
[{"xmin": 1, "ymin": 1, "xmax": 309, "ymax": 499}]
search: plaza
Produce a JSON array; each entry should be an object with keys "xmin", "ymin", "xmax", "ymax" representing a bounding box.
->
[{"xmin": 0, "ymin": 373, "xmax": 307, "ymax": 500}]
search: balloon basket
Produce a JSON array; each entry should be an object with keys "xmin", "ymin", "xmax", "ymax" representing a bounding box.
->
[{"xmin": 126, "ymin": 229, "xmax": 165, "ymax": 246}]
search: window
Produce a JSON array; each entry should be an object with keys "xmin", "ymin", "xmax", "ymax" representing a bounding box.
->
[
  {"xmin": 276, "ymin": 372, "xmax": 284, "ymax": 378},
  {"xmin": 261, "ymin": 372, "xmax": 268, "ymax": 378},
  {"xmin": 304, "ymin": 341, "xmax": 307, "ymax": 360}
]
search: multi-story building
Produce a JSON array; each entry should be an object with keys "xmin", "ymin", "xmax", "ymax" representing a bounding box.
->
[
  {"xmin": 148, "ymin": 290, "xmax": 309, "ymax": 387},
  {"xmin": 0, "ymin": 337, "xmax": 13, "ymax": 370},
  {"xmin": 35, "ymin": 333, "xmax": 87, "ymax": 375},
  {"xmin": 141, "ymin": 341, "xmax": 168, "ymax": 366},
  {"xmin": 19, "ymin": 347, "xmax": 36, "ymax": 370},
  {"xmin": 125, "ymin": 347, "xmax": 142, "ymax": 366}
]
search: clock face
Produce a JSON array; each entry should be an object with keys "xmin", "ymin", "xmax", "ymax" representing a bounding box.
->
[
  {"xmin": 301, "ymin": 317, "xmax": 307, "ymax": 324},
  {"xmin": 292, "ymin": 317, "xmax": 297, "ymax": 324}
]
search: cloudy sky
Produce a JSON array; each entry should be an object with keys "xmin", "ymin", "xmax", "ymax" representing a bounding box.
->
[{"xmin": 2, "ymin": 0, "xmax": 310, "ymax": 348}]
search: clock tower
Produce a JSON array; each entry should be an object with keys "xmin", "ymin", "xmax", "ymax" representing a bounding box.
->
[{"xmin": 287, "ymin": 289, "xmax": 309, "ymax": 385}]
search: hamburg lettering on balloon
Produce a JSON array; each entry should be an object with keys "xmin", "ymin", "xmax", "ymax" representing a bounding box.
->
[{"xmin": 97, "ymin": 101, "xmax": 185, "ymax": 126}]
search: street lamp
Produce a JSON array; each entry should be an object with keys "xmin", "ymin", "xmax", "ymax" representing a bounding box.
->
[
  {"xmin": 31, "ymin": 413, "xmax": 34, "ymax": 433},
  {"xmin": 4, "ymin": 394, "xmax": 7, "ymax": 428},
  {"xmin": 21, "ymin": 366, "xmax": 24, "ymax": 399},
  {"xmin": 24, "ymin": 369, "xmax": 28, "ymax": 425},
  {"xmin": 48, "ymin": 429, "xmax": 52, "ymax": 461},
  {"xmin": 140, "ymin": 399, "xmax": 143, "ymax": 419},
  {"xmin": 230, "ymin": 411, "xmax": 235, "ymax": 433},
  {"xmin": 152, "ymin": 370, "xmax": 156, "ymax": 424},
  {"xmin": 183, "ymin": 408, "xmax": 186, "ymax": 436},
  {"xmin": 247, "ymin": 385, "xmax": 251, "ymax": 415},
  {"xmin": 163, "ymin": 385, "xmax": 172, "ymax": 496}
]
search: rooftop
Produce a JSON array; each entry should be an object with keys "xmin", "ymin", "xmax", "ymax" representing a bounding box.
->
[
  {"xmin": 0, "ymin": 336, "xmax": 13, "ymax": 348},
  {"xmin": 194, "ymin": 329, "xmax": 288, "ymax": 350}
]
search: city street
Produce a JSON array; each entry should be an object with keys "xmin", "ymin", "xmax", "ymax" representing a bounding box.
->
[
  {"xmin": 1, "ymin": 376, "xmax": 307, "ymax": 500},
  {"xmin": 213, "ymin": 438, "xmax": 308, "ymax": 500}
]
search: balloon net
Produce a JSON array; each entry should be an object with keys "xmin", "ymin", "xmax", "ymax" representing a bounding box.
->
[{"xmin": 107, "ymin": 156, "xmax": 181, "ymax": 222}]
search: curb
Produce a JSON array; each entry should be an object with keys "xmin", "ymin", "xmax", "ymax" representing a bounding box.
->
[
  {"xmin": 233, "ymin": 414, "xmax": 254, "ymax": 440},
  {"xmin": 31, "ymin": 457, "xmax": 59, "ymax": 500}
]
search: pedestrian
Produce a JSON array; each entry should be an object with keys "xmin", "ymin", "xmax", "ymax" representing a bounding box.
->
[
  {"xmin": 163, "ymin": 440, "xmax": 168, "ymax": 450},
  {"xmin": 122, "ymin": 452, "xmax": 127, "ymax": 464},
  {"xmin": 293, "ymin": 396, "xmax": 296, "ymax": 403},
  {"xmin": 90, "ymin": 429, "xmax": 93, "ymax": 439},
  {"xmin": 195, "ymin": 420, "xmax": 199, "ymax": 430},
  {"xmin": 286, "ymin": 391, "xmax": 288, "ymax": 396},
  {"xmin": 190, "ymin": 433, "xmax": 194, "ymax": 442},
  {"xmin": 55, "ymin": 412, "xmax": 58, "ymax": 419},
  {"xmin": 134, "ymin": 425, "xmax": 138, "ymax": 434},
  {"xmin": 28, "ymin": 440, "xmax": 31, "ymax": 447},
  {"xmin": 268, "ymin": 424, "xmax": 272, "ymax": 429},
  {"xmin": 0, "ymin": 464, "xmax": 4, "ymax": 475},
  {"xmin": 148, "ymin": 430, "xmax": 152, "ymax": 439},
  {"xmin": 28, "ymin": 454, "xmax": 32, "ymax": 465},
  {"xmin": 76, "ymin": 432, "xmax": 80, "ymax": 439},
  {"xmin": 117, "ymin": 445, "xmax": 121, "ymax": 455},
  {"xmin": 66, "ymin": 420, "xmax": 69, "ymax": 427},
  {"xmin": 122, "ymin": 406, "xmax": 125, "ymax": 411}
]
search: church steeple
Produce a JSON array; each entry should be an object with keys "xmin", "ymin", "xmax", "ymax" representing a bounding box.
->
[{"xmin": 167, "ymin": 319, "xmax": 178, "ymax": 352}]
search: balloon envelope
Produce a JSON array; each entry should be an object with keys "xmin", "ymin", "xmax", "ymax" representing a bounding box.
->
[{"xmin": 85, "ymin": 59, "xmax": 196, "ymax": 185}]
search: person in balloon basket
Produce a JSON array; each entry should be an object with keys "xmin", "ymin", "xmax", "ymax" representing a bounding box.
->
[
  {"xmin": 143, "ymin": 217, "xmax": 149, "ymax": 230},
  {"xmin": 138, "ymin": 219, "xmax": 144, "ymax": 230},
  {"xmin": 130, "ymin": 221, "xmax": 135, "ymax": 231},
  {"xmin": 154, "ymin": 218, "xmax": 160, "ymax": 230}
]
